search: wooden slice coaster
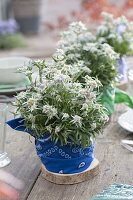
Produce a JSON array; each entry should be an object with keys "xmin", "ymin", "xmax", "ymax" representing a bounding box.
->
[{"xmin": 41, "ymin": 158, "xmax": 99, "ymax": 185}]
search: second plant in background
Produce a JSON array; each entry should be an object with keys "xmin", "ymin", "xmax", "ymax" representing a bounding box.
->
[
  {"xmin": 57, "ymin": 21, "xmax": 118, "ymax": 88},
  {"xmin": 55, "ymin": 21, "xmax": 133, "ymax": 115},
  {"xmin": 96, "ymin": 12, "xmax": 133, "ymax": 82}
]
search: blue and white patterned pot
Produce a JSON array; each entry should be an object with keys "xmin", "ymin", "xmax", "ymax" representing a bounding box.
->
[{"xmin": 7, "ymin": 118, "xmax": 94, "ymax": 174}]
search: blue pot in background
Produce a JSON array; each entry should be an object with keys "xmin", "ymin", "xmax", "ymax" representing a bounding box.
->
[
  {"xmin": 7, "ymin": 117, "xmax": 94, "ymax": 174},
  {"xmin": 117, "ymin": 56, "xmax": 127, "ymax": 82}
]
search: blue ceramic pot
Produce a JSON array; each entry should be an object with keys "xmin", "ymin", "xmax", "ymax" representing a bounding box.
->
[{"xmin": 7, "ymin": 117, "xmax": 94, "ymax": 174}]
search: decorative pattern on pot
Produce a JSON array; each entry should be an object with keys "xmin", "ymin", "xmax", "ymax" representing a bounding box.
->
[{"xmin": 7, "ymin": 118, "xmax": 94, "ymax": 174}]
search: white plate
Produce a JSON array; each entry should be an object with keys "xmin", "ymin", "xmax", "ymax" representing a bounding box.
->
[
  {"xmin": 0, "ymin": 71, "xmax": 38, "ymax": 95},
  {"xmin": 118, "ymin": 108, "xmax": 133, "ymax": 132},
  {"xmin": 0, "ymin": 78, "xmax": 30, "ymax": 95},
  {"xmin": 0, "ymin": 57, "xmax": 32, "ymax": 84}
]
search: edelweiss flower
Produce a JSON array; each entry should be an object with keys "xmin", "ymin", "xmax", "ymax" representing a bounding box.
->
[
  {"xmin": 28, "ymin": 114, "xmax": 35, "ymax": 120},
  {"xmin": 84, "ymin": 76, "xmax": 101, "ymax": 90},
  {"xmin": 28, "ymin": 114, "xmax": 35, "ymax": 124},
  {"xmin": 101, "ymin": 12, "xmax": 113, "ymax": 22},
  {"xmin": 46, "ymin": 125, "xmax": 52, "ymax": 133},
  {"xmin": 71, "ymin": 115, "xmax": 82, "ymax": 127},
  {"xmin": 24, "ymin": 70, "xmax": 32, "ymax": 77},
  {"xmin": 81, "ymin": 103, "xmax": 88, "ymax": 111},
  {"xmin": 79, "ymin": 32, "xmax": 95, "ymax": 42},
  {"xmin": 100, "ymin": 114, "xmax": 109, "ymax": 122},
  {"xmin": 17, "ymin": 91, "xmax": 26, "ymax": 99},
  {"xmin": 30, "ymin": 103, "xmax": 37, "ymax": 112},
  {"xmin": 34, "ymin": 59, "xmax": 44, "ymax": 65},
  {"xmin": 53, "ymin": 73, "xmax": 71, "ymax": 83},
  {"xmin": 18, "ymin": 65, "xmax": 28, "ymax": 73},
  {"xmin": 102, "ymin": 43, "xmax": 116, "ymax": 57},
  {"xmin": 83, "ymin": 43, "xmax": 97, "ymax": 53},
  {"xmin": 54, "ymin": 49, "xmax": 65, "ymax": 60},
  {"xmin": 82, "ymin": 66, "xmax": 91, "ymax": 74},
  {"xmin": 93, "ymin": 104, "xmax": 102, "ymax": 111},
  {"xmin": 39, "ymin": 80, "xmax": 48, "ymax": 90},
  {"xmin": 80, "ymin": 88, "xmax": 96, "ymax": 101},
  {"xmin": 27, "ymin": 97, "xmax": 38, "ymax": 112},
  {"xmin": 55, "ymin": 95, "xmax": 62, "ymax": 102},
  {"xmin": 43, "ymin": 105, "xmax": 57, "ymax": 119},
  {"xmin": 69, "ymin": 21, "xmax": 87, "ymax": 34},
  {"xmin": 27, "ymin": 98, "xmax": 35, "ymax": 106},
  {"xmin": 91, "ymin": 123, "xmax": 96, "ymax": 130},
  {"xmin": 55, "ymin": 126, "xmax": 61, "ymax": 133},
  {"xmin": 97, "ymin": 25, "xmax": 108, "ymax": 35},
  {"xmin": 62, "ymin": 113, "xmax": 69, "ymax": 119}
]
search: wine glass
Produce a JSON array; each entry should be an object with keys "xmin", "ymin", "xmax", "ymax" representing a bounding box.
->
[{"xmin": 0, "ymin": 103, "xmax": 11, "ymax": 168}]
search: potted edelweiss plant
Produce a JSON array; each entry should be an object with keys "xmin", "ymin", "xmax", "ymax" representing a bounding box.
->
[
  {"xmin": 7, "ymin": 60, "xmax": 108, "ymax": 176},
  {"xmin": 96, "ymin": 12, "xmax": 133, "ymax": 83},
  {"xmin": 55, "ymin": 21, "xmax": 133, "ymax": 115},
  {"xmin": 0, "ymin": 18, "xmax": 25, "ymax": 49}
]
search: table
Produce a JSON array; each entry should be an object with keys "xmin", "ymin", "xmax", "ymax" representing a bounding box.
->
[
  {"xmin": 2, "ymin": 57, "xmax": 133, "ymax": 200},
  {"xmin": 4, "ymin": 104, "xmax": 133, "ymax": 200}
]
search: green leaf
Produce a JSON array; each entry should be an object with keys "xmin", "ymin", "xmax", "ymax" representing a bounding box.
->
[
  {"xmin": 0, "ymin": 34, "xmax": 25, "ymax": 49},
  {"xmin": 115, "ymin": 88, "xmax": 133, "ymax": 109},
  {"xmin": 81, "ymin": 134, "xmax": 87, "ymax": 148},
  {"xmin": 98, "ymin": 85, "xmax": 115, "ymax": 115}
]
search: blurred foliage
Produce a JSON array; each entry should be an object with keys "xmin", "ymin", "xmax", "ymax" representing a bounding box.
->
[
  {"xmin": 96, "ymin": 12, "xmax": 133, "ymax": 55},
  {"xmin": 0, "ymin": 33, "xmax": 25, "ymax": 49}
]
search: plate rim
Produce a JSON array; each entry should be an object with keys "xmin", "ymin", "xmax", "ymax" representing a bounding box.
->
[
  {"xmin": 0, "ymin": 78, "xmax": 30, "ymax": 94},
  {"xmin": 118, "ymin": 110, "xmax": 133, "ymax": 132}
]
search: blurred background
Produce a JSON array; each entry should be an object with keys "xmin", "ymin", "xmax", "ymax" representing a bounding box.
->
[{"xmin": 0, "ymin": 0, "xmax": 133, "ymax": 59}]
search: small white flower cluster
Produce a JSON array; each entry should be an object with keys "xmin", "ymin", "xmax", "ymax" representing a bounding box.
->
[
  {"xmin": 69, "ymin": 21, "xmax": 87, "ymax": 34},
  {"xmin": 62, "ymin": 113, "xmax": 69, "ymax": 119},
  {"xmin": 54, "ymin": 49, "xmax": 65, "ymax": 61},
  {"xmin": 71, "ymin": 115, "xmax": 82, "ymax": 128},
  {"xmin": 43, "ymin": 105, "xmax": 57, "ymax": 119},
  {"xmin": 58, "ymin": 21, "xmax": 95, "ymax": 54},
  {"xmin": 101, "ymin": 12, "xmax": 114, "ymax": 23},
  {"xmin": 53, "ymin": 73, "xmax": 71, "ymax": 83}
]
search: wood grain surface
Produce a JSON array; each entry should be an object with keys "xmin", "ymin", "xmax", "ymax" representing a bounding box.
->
[
  {"xmin": 41, "ymin": 158, "xmax": 99, "ymax": 185},
  {"xmin": 27, "ymin": 105, "xmax": 133, "ymax": 200}
]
